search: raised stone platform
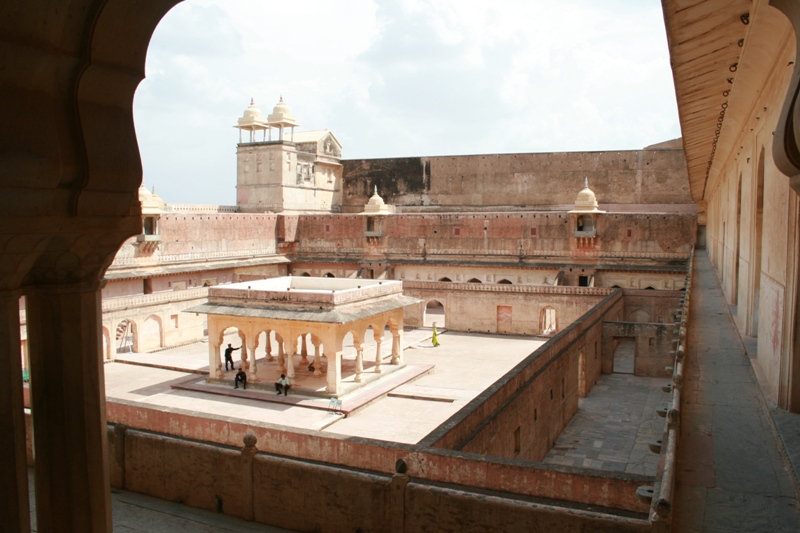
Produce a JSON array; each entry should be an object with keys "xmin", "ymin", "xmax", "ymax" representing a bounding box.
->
[{"xmin": 172, "ymin": 363, "xmax": 434, "ymax": 417}]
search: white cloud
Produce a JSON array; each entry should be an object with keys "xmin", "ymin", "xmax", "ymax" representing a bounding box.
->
[{"xmin": 133, "ymin": 0, "xmax": 680, "ymax": 204}]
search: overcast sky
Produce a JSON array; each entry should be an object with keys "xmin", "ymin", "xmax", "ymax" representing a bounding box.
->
[{"xmin": 133, "ymin": 0, "xmax": 681, "ymax": 205}]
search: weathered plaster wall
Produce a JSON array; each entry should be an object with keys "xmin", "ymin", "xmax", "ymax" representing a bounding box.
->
[
  {"xmin": 403, "ymin": 281, "xmax": 610, "ymax": 335},
  {"xmin": 703, "ymin": 2, "xmax": 798, "ymax": 407},
  {"xmin": 603, "ymin": 322, "xmax": 674, "ymax": 377},
  {"xmin": 341, "ymin": 149, "xmax": 692, "ymax": 212}
]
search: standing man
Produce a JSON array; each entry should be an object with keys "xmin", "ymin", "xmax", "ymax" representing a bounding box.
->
[{"xmin": 224, "ymin": 343, "xmax": 240, "ymax": 371}]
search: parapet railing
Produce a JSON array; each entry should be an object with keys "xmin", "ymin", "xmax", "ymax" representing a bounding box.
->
[
  {"xmin": 402, "ymin": 280, "xmax": 614, "ymax": 296},
  {"xmin": 645, "ymin": 245, "xmax": 693, "ymax": 531},
  {"xmin": 165, "ymin": 204, "xmax": 239, "ymax": 213},
  {"xmin": 101, "ymin": 287, "xmax": 210, "ymax": 312}
]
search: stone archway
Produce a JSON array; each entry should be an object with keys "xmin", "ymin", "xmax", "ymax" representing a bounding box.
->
[{"xmin": 424, "ymin": 299, "xmax": 446, "ymax": 327}]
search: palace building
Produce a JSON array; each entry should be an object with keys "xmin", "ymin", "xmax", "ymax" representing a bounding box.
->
[{"xmin": 2, "ymin": 1, "xmax": 800, "ymax": 532}]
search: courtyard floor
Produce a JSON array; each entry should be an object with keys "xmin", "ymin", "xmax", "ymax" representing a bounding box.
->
[{"xmin": 542, "ymin": 372, "xmax": 664, "ymax": 476}]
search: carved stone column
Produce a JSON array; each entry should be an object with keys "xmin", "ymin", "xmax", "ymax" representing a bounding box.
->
[
  {"xmin": 374, "ymin": 329, "xmax": 384, "ymax": 373},
  {"xmin": 26, "ymin": 281, "xmax": 112, "ymax": 533},
  {"xmin": 265, "ymin": 330, "xmax": 274, "ymax": 361},
  {"xmin": 312, "ymin": 335, "xmax": 323, "ymax": 376},
  {"xmin": 285, "ymin": 333, "xmax": 297, "ymax": 380},
  {"xmin": 0, "ymin": 290, "xmax": 30, "ymax": 533},
  {"xmin": 355, "ymin": 341, "xmax": 364, "ymax": 382},
  {"xmin": 276, "ymin": 333, "xmax": 285, "ymax": 367},
  {"xmin": 300, "ymin": 333, "xmax": 309, "ymax": 364},
  {"xmin": 246, "ymin": 335, "xmax": 259, "ymax": 382}
]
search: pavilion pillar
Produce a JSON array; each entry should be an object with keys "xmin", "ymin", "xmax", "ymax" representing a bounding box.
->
[
  {"xmin": 374, "ymin": 329, "xmax": 384, "ymax": 373},
  {"xmin": 265, "ymin": 331, "xmax": 274, "ymax": 361},
  {"xmin": 300, "ymin": 334, "xmax": 309, "ymax": 364},
  {"xmin": 239, "ymin": 333, "xmax": 249, "ymax": 371},
  {"xmin": 208, "ymin": 320, "xmax": 222, "ymax": 378},
  {"xmin": 26, "ymin": 281, "xmax": 112, "ymax": 533},
  {"xmin": 325, "ymin": 333, "xmax": 342, "ymax": 395},
  {"xmin": 0, "ymin": 291, "xmax": 30, "ymax": 533},
  {"xmin": 355, "ymin": 341, "xmax": 364, "ymax": 382},
  {"xmin": 246, "ymin": 336, "xmax": 259, "ymax": 382},
  {"xmin": 285, "ymin": 335, "xmax": 297, "ymax": 380},
  {"xmin": 276, "ymin": 334, "xmax": 285, "ymax": 367},
  {"xmin": 312, "ymin": 336, "xmax": 323, "ymax": 376},
  {"xmin": 327, "ymin": 352, "xmax": 342, "ymax": 395}
]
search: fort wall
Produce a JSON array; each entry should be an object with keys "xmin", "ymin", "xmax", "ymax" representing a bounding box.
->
[{"xmin": 341, "ymin": 149, "xmax": 692, "ymax": 212}]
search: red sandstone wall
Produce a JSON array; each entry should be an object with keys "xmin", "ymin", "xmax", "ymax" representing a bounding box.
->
[
  {"xmin": 403, "ymin": 481, "xmax": 650, "ymax": 533},
  {"xmin": 423, "ymin": 291, "xmax": 622, "ymax": 461},
  {"xmin": 293, "ymin": 212, "xmax": 695, "ymax": 264},
  {"xmin": 152, "ymin": 213, "xmax": 279, "ymax": 258}
]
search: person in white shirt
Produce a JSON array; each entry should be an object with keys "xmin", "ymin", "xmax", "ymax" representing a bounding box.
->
[{"xmin": 275, "ymin": 374, "xmax": 290, "ymax": 396}]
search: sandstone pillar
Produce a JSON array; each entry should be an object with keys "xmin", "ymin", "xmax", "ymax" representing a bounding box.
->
[
  {"xmin": 265, "ymin": 331, "xmax": 274, "ymax": 361},
  {"xmin": 276, "ymin": 333, "xmax": 285, "ymax": 367},
  {"xmin": 355, "ymin": 341, "xmax": 364, "ymax": 382},
  {"xmin": 312, "ymin": 336, "xmax": 323, "ymax": 376},
  {"xmin": 246, "ymin": 336, "xmax": 259, "ymax": 382},
  {"xmin": 285, "ymin": 335, "xmax": 297, "ymax": 380},
  {"xmin": 208, "ymin": 320, "xmax": 222, "ymax": 378},
  {"xmin": 0, "ymin": 291, "xmax": 31, "ymax": 533},
  {"xmin": 300, "ymin": 333, "xmax": 309, "ymax": 364},
  {"xmin": 26, "ymin": 281, "xmax": 112, "ymax": 533},
  {"xmin": 325, "ymin": 333, "xmax": 342, "ymax": 395},
  {"xmin": 374, "ymin": 329, "xmax": 384, "ymax": 373}
]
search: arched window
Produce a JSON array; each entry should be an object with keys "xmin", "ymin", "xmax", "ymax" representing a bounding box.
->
[
  {"xmin": 540, "ymin": 307, "xmax": 557, "ymax": 335},
  {"xmin": 323, "ymin": 272, "xmax": 335, "ymax": 278},
  {"xmin": 497, "ymin": 279, "xmax": 512, "ymax": 284},
  {"xmin": 438, "ymin": 277, "xmax": 452, "ymax": 282},
  {"xmin": 467, "ymin": 278, "xmax": 482, "ymax": 283}
]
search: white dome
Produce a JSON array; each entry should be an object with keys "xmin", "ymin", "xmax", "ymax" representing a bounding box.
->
[
  {"xmin": 267, "ymin": 96, "xmax": 298, "ymax": 126},
  {"xmin": 237, "ymin": 98, "xmax": 267, "ymax": 128},
  {"xmin": 570, "ymin": 178, "xmax": 604, "ymax": 213}
]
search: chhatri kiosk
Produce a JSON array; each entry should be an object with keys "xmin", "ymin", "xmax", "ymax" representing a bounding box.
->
[{"xmin": 189, "ymin": 276, "xmax": 418, "ymax": 397}]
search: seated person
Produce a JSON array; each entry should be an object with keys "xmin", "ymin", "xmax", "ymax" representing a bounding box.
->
[
  {"xmin": 234, "ymin": 368, "xmax": 247, "ymax": 390},
  {"xmin": 275, "ymin": 374, "xmax": 290, "ymax": 396}
]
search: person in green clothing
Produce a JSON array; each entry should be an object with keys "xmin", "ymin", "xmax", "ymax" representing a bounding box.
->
[{"xmin": 432, "ymin": 322, "xmax": 440, "ymax": 347}]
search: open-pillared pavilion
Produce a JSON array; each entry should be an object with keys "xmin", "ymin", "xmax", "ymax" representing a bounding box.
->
[{"xmin": 188, "ymin": 276, "xmax": 419, "ymax": 396}]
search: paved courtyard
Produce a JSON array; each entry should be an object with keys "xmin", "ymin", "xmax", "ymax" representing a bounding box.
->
[
  {"xmin": 542, "ymin": 372, "xmax": 665, "ymax": 476},
  {"xmin": 109, "ymin": 328, "xmax": 546, "ymax": 444}
]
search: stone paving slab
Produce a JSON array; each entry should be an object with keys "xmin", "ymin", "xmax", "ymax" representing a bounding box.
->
[
  {"xmin": 542, "ymin": 372, "xmax": 665, "ymax": 477},
  {"xmin": 673, "ymin": 251, "xmax": 800, "ymax": 533}
]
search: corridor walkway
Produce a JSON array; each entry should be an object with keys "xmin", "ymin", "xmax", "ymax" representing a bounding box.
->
[{"xmin": 673, "ymin": 251, "xmax": 800, "ymax": 532}]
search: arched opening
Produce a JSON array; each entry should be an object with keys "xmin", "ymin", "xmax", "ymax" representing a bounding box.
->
[
  {"xmin": 628, "ymin": 309, "xmax": 650, "ymax": 322},
  {"xmin": 750, "ymin": 146, "xmax": 765, "ymax": 337},
  {"xmin": 578, "ymin": 351, "xmax": 587, "ymax": 397},
  {"xmin": 497, "ymin": 279, "xmax": 512, "ymax": 284},
  {"xmin": 301, "ymin": 272, "xmax": 311, "ymax": 277},
  {"xmin": 141, "ymin": 314, "xmax": 163, "ymax": 351},
  {"xmin": 424, "ymin": 299, "xmax": 446, "ymax": 328},
  {"xmin": 219, "ymin": 326, "xmax": 244, "ymax": 371},
  {"xmin": 732, "ymin": 171, "xmax": 742, "ymax": 304},
  {"xmin": 323, "ymin": 272, "xmax": 335, "ymax": 278},
  {"xmin": 612, "ymin": 337, "xmax": 635, "ymax": 374},
  {"xmin": 467, "ymin": 278, "xmax": 482, "ymax": 283},
  {"xmin": 438, "ymin": 277, "xmax": 452, "ymax": 282},
  {"xmin": 101, "ymin": 326, "xmax": 112, "ymax": 361},
  {"xmin": 540, "ymin": 307, "xmax": 557, "ymax": 336},
  {"xmin": 644, "ymin": 286, "xmax": 656, "ymax": 290},
  {"xmin": 116, "ymin": 319, "xmax": 139, "ymax": 353}
]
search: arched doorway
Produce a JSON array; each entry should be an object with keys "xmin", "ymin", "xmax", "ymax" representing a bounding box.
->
[
  {"xmin": 116, "ymin": 319, "xmax": 138, "ymax": 353},
  {"xmin": 424, "ymin": 299, "xmax": 446, "ymax": 327}
]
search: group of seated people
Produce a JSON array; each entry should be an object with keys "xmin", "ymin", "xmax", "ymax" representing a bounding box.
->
[{"xmin": 232, "ymin": 368, "xmax": 290, "ymax": 396}]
